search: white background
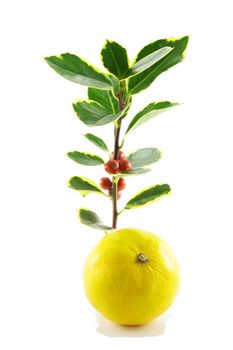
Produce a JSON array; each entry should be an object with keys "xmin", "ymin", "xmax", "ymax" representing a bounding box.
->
[{"xmin": 0, "ymin": 0, "xmax": 233, "ymax": 348}]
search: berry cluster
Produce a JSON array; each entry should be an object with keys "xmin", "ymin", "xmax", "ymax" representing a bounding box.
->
[
  {"xmin": 99, "ymin": 177, "xmax": 125, "ymax": 199},
  {"xmin": 104, "ymin": 151, "xmax": 132, "ymax": 174},
  {"xmin": 99, "ymin": 150, "xmax": 132, "ymax": 200}
]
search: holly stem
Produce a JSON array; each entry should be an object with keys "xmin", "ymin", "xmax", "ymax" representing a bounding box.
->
[
  {"xmin": 112, "ymin": 177, "xmax": 118, "ymax": 229},
  {"xmin": 112, "ymin": 83, "xmax": 124, "ymax": 229}
]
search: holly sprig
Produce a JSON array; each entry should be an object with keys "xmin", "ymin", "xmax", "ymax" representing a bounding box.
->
[{"xmin": 44, "ymin": 36, "xmax": 189, "ymax": 232}]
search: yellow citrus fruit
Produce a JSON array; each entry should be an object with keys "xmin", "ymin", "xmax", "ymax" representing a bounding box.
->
[{"xmin": 83, "ymin": 228, "xmax": 180, "ymax": 325}]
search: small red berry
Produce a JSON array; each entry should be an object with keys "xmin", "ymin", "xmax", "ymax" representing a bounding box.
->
[
  {"xmin": 117, "ymin": 177, "xmax": 126, "ymax": 191},
  {"xmin": 118, "ymin": 159, "xmax": 132, "ymax": 172},
  {"xmin": 109, "ymin": 189, "xmax": 121, "ymax": 200},
  {"xmin": 99, "ymin": 177, "xmax": 112, "ymax": 190},
  {"xmin": 110, "ymin": 150, "xmax": 125, "ymax": 160},
  {"xmin": 104, "ymin": 160, "xmax": 119, "ymax": 174},
  {"xmin": 117, "ymin": 191, "xmax": 122, "ymax": 200}
]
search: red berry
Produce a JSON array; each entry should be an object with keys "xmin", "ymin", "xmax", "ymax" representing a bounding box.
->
[
  {"xmin": 108, "ymin": 189, "xmax": 121, "ymax": 200},
  {"xmin": 110, "ymin": 150, "xmax": 125, "ymax": 160},
  {"xmin": 117, "ymin": 177, "xmax": 126, "ymax": 190},
  {"xmin": 104, "ymin": 160, "xmax": 119, "ymax": 174},
  {"xmin": 117, "ymin": 151, "xmax": 125, "ymax": 160},
  {"xmin": 99, "ymin": 177, "xmax": 112, "ymax": 190},
  {"xmin": 117, "ymin": 191, "xmax": 122, "ymax": 200},
  {"xmin": 118, "ymin": 159, "xmax": 132, "ymax": 172}
]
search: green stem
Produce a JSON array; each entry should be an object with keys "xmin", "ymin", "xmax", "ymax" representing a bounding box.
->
[{"xmin": 112, "ymin": 83, "xmax": 124, "ymax": 229}]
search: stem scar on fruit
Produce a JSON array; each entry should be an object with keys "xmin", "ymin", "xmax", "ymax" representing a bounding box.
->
[{"xmin": 137, "ymin": 253, "xmax": 148, "ymax": 263}]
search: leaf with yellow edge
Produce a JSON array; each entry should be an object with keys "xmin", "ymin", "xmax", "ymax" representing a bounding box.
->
[
  {"xmin": 68, "ymin": 176, "xmax": 105, "ymax": 196},
  {"xmin": 125, "ymin": 184, "xmax": 171, "ymax": 209}
]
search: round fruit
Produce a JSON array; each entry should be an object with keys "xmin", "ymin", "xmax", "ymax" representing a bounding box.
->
[
  {"xmin": 117, "ymin": 177, "xmax": 126, "ymax": 190},
  {"xmin": 83, "ymin": 228, "xmax": 180, "ymax": 325},
  {"xmin": 104, "ymin": 160, "xmax": 119, "ymax": 174},
  {"xmin": 99, "ymin": 177, "xmax": 112, "ymax": 190},
  {"xmin": 110, "ymin": 150, "xmax": 125, "ymax": 160},
  {"xmin": 118, "ymin": 158, "xmax": 132, "ymax": 172}
]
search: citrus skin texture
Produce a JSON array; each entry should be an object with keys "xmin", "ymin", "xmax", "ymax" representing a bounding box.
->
[{"xmin": 83, "ymin": 228, "xmax": 180, "ymax": 325}]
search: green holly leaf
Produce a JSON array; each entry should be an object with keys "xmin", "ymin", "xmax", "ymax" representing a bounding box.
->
[
  {"xmin": 68, "ymin": 176, "xmax": 104, "ymax": 196},
  {"xmin": 73, "ymin": 100, "xmax": 126, "ymax": 127},
  {"xmin": 125, "ymin": 184, "xmax": 171, "ymax": 209},
  {"xmin": 77, "ymin": 208, "xmax": 112, "ymax": 231},
  {"xmin": 44, "ymin": 53, "xmax": 112, "ymax": 89},
  {"xmin": 109, "ymin": 75, "xmax": 120, "ymax": 95},
  {"xmin": 127, "ymin": 148, "xmax": 161, "ymax": 168},
  {"xmin": 125, "ymin": 101, "xmax": 177, "ymax": 135},
  {"xmin": 84, "ymin": 133, "xmax": 109, "ymax": 152},
  {"xmin": 67, "ymin": 151, "xmax": 104, "ymax": 166},
  {"xmin": 128, "ymin": 36, "xmax": 189, "ymax": 94},
  {"xmin": 88, "ymin": 87, "xmax": 118, "ymax": 114},
  {"xmin": 101, "ymin": 40, "xmax": 129, "ymax": 79},
  {"xmin": 125, "ymin": 47, "xmax": 173, "ymax": 78}
]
